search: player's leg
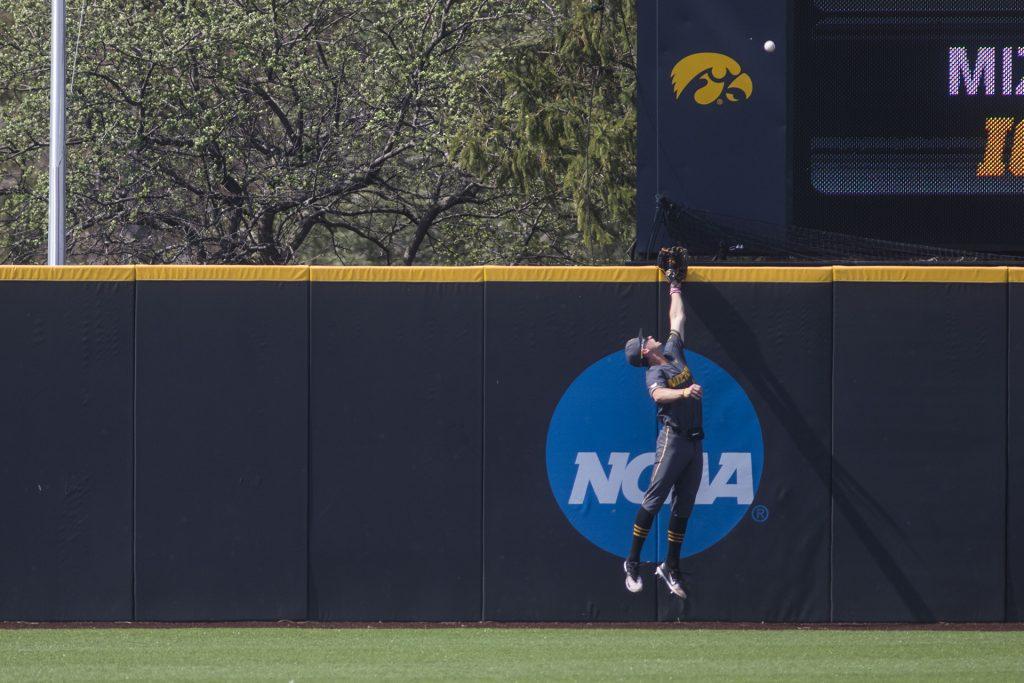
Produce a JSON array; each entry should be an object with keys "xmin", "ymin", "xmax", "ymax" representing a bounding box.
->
[
  {"xmin": 624, "ymin": 506, "xmax": 651, "ymax": 592},
  {"xmin": 655, "ymin": 439, "xmax": 702, "ymax": 598},
  {"xmin": 630, "ymin": 427, "xmax": 679, "ymax": 559},
  {"xmin": 625, "ymin": 427, "xmax": 682, "ymax": 592},
  {"xmin": 666, "ymin": 439, "xmax": 702, "ymax": 567}
]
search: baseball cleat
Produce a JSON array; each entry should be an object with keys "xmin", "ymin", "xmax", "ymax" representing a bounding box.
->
[
  {"xmin": 655, "ymin": 563, "xmax": 687, "ymax": 599},
  {"xmin": 623, "ymin": 560, "xmax": 643, "ymax": 593}
]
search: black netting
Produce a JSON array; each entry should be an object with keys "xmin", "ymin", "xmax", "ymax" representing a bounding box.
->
[{"xmin": 636, "ymin": 196, "xmax": 1024, "ymax": 263}]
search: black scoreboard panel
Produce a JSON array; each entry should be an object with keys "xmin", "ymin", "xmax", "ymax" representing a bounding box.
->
[{"xmin": 793, "ymin": 1, "xmax": 1024, "ymax": 252}]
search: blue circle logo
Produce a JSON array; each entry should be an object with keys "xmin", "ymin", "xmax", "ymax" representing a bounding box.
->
[{"xmin": 546, "ymin": 350, "xmax": 764, "ymax": 561}]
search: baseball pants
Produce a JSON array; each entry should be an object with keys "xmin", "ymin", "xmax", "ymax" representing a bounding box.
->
[{"xmin": 640, "ymin": 426, "xmax": 702, "ymax": 518}]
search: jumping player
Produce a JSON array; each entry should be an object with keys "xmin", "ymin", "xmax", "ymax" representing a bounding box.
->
[{"xmin": 621, "ymin": 248, "xmax": 703, "ymax": 599}]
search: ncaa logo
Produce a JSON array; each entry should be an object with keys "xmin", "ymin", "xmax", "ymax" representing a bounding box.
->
[{"xmin": 546, "ymin": 351, "xmax": 764, "ymax": 562}]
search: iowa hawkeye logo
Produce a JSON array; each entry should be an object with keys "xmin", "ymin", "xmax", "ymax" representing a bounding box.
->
[{"xmin": 671, "ymin": 52, "xmax": 753, "ymax": 106}]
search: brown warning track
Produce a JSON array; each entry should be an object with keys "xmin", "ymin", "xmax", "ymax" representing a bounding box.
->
[{"xmin": 2, "ymin": 621, "xmax": 1023, "ymax": 631}]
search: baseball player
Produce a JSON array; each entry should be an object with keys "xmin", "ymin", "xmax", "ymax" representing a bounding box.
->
[{"xmin": 621, "ymin": 248, "xmax": 703, "ymax": 599}]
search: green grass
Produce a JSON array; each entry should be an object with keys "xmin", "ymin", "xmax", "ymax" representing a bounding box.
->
[{"xmin": 0, "ymin": 628, "xmax": 1022, "ymax": 681}]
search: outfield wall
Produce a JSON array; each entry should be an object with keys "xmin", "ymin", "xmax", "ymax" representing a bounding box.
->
[{"xmin": 0, "ymin": 265, "xmax": 1018, "ymax": 623}]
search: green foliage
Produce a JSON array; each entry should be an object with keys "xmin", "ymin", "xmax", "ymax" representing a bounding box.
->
[
  {"xmin": 450, "ymin": 0, "xmax": 636, "ymax": 254},
  {"xmin": 0, "ymin": 0, "xmax": 636, "ymax": 264}
]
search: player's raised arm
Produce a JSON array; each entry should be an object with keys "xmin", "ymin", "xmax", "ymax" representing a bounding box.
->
[
  {"xmin": 669, "ymin": 283, "xmax": 685, "ymax": 340},
  {"xmin": 660, "ymin": 246, "xmax": 688, "ymax": 352}
]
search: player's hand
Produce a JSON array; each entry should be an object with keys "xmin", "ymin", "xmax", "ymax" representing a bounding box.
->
[{"xmin": 684, "ymin": 383, "xmax": 703, "ymax": 399}]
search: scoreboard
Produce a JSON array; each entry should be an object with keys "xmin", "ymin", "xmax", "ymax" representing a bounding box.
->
[
  {"xmin": 793, "ymin": 1, "xmax": 1024, "ymax": 252},
  {"xmin": 637, "ymin": 1, "xmax": 1024, "ymax": 258}
]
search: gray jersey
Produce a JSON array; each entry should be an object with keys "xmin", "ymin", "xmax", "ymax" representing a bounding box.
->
[{"xmin": 645, "ymin": 330, "xmax": 703, "ymax": 434}]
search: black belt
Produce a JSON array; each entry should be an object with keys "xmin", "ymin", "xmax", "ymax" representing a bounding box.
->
[{"xmin": 663, "ymin": 422, "xmax": 704, "ymax": 441}]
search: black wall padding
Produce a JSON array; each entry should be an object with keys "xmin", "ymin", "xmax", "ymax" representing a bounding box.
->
[
  {"xmin": 0, "ymin": 281, "xmax": 133, "ymax": 620},
  {"xmin": 832, "ymin": 282, "xmax": 1007, "ymax": 622},
  {"xmin": 656, "ymin": 281, "xmax": 832, "ymax": 622},
  {"xmin": 134, "ymin": 281, "xmax": 308, "ymax": 620},
  {"xmin": 1008, "ymin": 280, "xmax": 1024, "ymax": 621},
  {"xmin": 309, "ymin": 281, "xmax": 483, "ymax": 620},
  {"xmin": 7, "ymin": 268, "xmax": 1024, "ymax": 623},
  {"xmin": 483, "ymin": 282, "xmax": 660, "ymax": 621}
]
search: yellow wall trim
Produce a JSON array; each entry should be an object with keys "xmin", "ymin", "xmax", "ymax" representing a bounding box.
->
[
  {"xmin": 0, "ymin": 266, "xmax": 135, "ymax": 281},
  {"xmin": 482, "ymin": 265, "xmax": 830, "ymax": 283},
  {"xmin": 688, "ymin": 266, "xmax": 833, "ymax": 283},
  {"xmin": 483, "ymin": 266, "xmax": 659, "ymax": 282},
  {"xmin": 0, "ymin": 264, "xmax": 1018, "ymax": 283},
  {"xmin": 136, "ymin": 265, "xmax": 308, "ymax": 281},
  {"xmin": 834, "ymin": 266, "xmax": 1007, "ymax": 283},
  {"xmin": 312, "ymin": 266, "xmax": 484, "ymax": 282}
]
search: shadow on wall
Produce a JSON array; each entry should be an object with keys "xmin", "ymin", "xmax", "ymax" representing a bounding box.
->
[{"xmin": 697, "ymin": 283, "xmax": 934, "ymax": 622}]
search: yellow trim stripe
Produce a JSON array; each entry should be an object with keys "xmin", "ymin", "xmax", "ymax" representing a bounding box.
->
[
  {"xmin": 0, "ymin": 266, "xmax": 135, "ymax": 281},
  {"xmin": 136, "ymin": 265, "xmax": 308, "ymax": 281},
  {"xmin": 0, "ymin": 265, "xmax": 1018, "ymax": 283},
  {"xmin": 484, "ymin": 266, "xmax": 658, "ymax": 282},
  {"xmin": 686, "ymin": 266, "xmax": 833, "ymax": 283},
  {"xmin": 312, "ymin": 266, "xmax": 484, "ymax": 282},
  {"xmin": 834, "ymin": 266, "xmax": 1007, "ymax": 283},
  {"xmin": 309, "ymin": 265, "xmax": 1018, "ymax": 283}
]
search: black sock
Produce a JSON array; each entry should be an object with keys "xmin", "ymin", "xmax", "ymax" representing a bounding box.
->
[
  {"xmin": 628, "ymin": 509, "xmax": 654, "ymax": 562},
  {"xmin": 666, "ymin": 515, "xmax": 689, "ymax": 568}
]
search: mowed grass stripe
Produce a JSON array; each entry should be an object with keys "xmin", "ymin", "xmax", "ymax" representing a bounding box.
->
[{"xmin": 0, "ymin": 628, "xmax": 1022, "ymax": 681}]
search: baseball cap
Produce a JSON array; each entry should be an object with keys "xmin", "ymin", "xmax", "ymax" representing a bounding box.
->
[{"xmin": 624, "ymin": 329, "xmax": 645, "ymax": 367}]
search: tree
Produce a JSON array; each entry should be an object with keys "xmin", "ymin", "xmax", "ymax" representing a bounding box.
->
[
  {"xmin": 450, "ymin": 0, "xmax": 637, "ymax": 262},
  {"xmin": 0, "ymin": 0, "xmax": 637, "ymax": 265}
]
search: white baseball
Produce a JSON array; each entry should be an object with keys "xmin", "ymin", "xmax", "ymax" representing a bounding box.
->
[{"xmin": 764, "ymin": 40, "xmax": 776, "ymax": 53}]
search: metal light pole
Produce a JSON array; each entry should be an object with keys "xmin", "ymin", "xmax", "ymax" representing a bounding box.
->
[{"xmin": 48, "ymin": 0, "xmax": 66, "ymax": 265}]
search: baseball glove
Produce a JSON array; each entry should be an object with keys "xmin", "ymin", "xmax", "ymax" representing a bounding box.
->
[
  {"xmin": 657, "ymin": 246, "xmax": 689, "ymax": 284},
  {"xmin": 670, "ymin": 246, "xmax": 689, "ymax": 283}
]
